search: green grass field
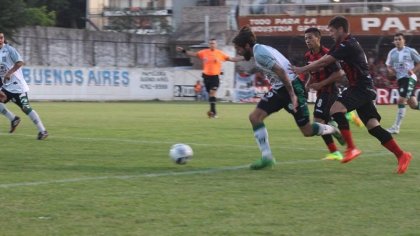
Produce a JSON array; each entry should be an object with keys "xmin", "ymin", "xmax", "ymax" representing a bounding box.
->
[{"xmin": 0, "ymin": 101, "xmax": 418, "ymax": 236}]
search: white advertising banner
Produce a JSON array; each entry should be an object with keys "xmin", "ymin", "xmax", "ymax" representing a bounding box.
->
[
  {"xmin": 23, "ymin": 66, "xmax": 173, "ymax": 101},
  {"xmin": 22, "ymin": 66, "xmax": 235, "ymax": 101}
]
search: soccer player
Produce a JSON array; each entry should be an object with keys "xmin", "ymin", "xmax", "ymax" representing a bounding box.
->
[
  {"xmin": 232, "ymin": 26, "xmax": 344, "ymax": 170},
  {"xmin": 292, "ymin": 16, "xmax": 412, "ymax": 174},
  {"xmin": 303, "ymin": 27, "xmax": 346, "ymax": 161},
  {"xmin": 0, "ymin": 32, "xmax": 48, "ymax": 140},
  {"xmin": 385, "ymin": 32, "xmax": 420, "ymax": 134},
  {"xmin": 176, "ymin": 39, "xmax": 244, "ymax": 118}
]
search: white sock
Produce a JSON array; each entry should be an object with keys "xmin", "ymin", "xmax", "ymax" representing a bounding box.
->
[
  {"xmin": 0, "ymin": 103, "xmax": 16, "ymax": 121},
  {"xmin": 314, "ymin": 122, "xmax": 337, "ymax": 136},
  {"xmin": 394, "ymin": 107, "xmax": 405, "ymax": 128},
  {"xmin": 28, "ymin": 110, "xmax": 46, "ymax": 132},
  {"xmin": 253, "ymin": 125, "xmax": 272, "ymax": 159}
]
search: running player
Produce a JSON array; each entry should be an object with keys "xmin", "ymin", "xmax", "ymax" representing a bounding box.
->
[
  {"xmin": 232, "ymin": 26, "xmax": 345, "ymax": 170},
  {"xmin": 385, "ymin": 32, "xmax": 420, "ymax": 134},
  {"xmin": 0, "ymin": 32, "xmax": 48, "ymax": 140},
  {"xmin": 303, "ymin": 27, "xmax": 346, "ymax": 161},
  {"xmin": 292, "ymin": 16, "xmax": 411, "ymax": 174},
  {"xmin": 176, "ymin": 39, "xmax": 243, "ymax": 118}
]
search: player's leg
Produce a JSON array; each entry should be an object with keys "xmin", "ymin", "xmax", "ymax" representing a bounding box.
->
[
  {"xmin": 407, "ymin": 95, "xmax": 419, "ymax": 110},
  {"xmin": 359, "ymin": 102, "xmax": 411, "ymax": 174},
  {"xmin": 15, "ymin": 93, "xmax": 48, "ymax": 140},
  {"xmin": 330, "ymin": 87, "xmax": 365, "ymax": 163},
  {"xmin": 406, "ymin": 76, "xmax": 419, "ymax": 110},
  {"xmin": 290, "ymin": 80, "xmax": 344, "ymax": 144},
  {"xmin": 0, "ymin": 89, "xmax": 21, "ymax": 133},
  {"xmin": 387, "ymin": 96, "xmax": 406, "ymax": 134},
  {"xmin": 203, "ymin": 75, "xmax": 219, "ymax": 118},
  {"xmin": 248, "ymin": 90, "xmax": 286, "ymax": 170},
  {"xmin": 208, "ymin": 88, "xmax": 218, "ymax": 118},
  {"xmin": 314, "ymin": 117, "xmax": 343, "ymax": 161},
  {"xmin": 346, "ymin": 110, "xmax": 364, "ymax": 127},
  {"xmin": 388, "ymin": 78, "xmax": 410, "ymax": 134}
]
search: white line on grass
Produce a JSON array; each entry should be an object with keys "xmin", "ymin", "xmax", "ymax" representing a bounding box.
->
[
  {"xmin": 0, "ymin": 152, "xmax": 393, "ymax": 189},
  {"xmin": 0, "ymin": 133, "xmax": 385, "ymax": 152}
]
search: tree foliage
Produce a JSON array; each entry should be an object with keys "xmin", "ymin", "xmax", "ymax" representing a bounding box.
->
[
  {"xmin": 0, "ymin": 0, "xmax": 56, "ymax": 41},
  {"xmin": 25, "ymin": 6, "xmax": 56, "ymax": 26},
  {"xmin": 25, "ymin": 0, "xmax": 86, "ymax": 28},
  {"xmin": 0, "ymin": 0, "xmax": 28, "ymax": 40},
  {"xmin": 0, "ymin": 0, "xmax": 85, "ymax": 41}
]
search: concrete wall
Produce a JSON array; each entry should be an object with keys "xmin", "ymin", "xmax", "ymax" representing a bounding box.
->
[{"xmin": 12, "ymin": 26, "xmax": 172, "ymax": 68}]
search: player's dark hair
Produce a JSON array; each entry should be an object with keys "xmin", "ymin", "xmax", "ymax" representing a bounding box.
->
[
  {"xmin": 394, "ymin": 32, "xmax": 405, "ymax": 39},
  {"xmin": 328, "ymin": 16, "xmax": 349, "ymax": 33},
  {"xmin": 304, "ymin": 27, "xmax": 321, "ymax": 37},
  {"xmin": 232, "ymin": 25, "xmax": 256, "ymax": 48}
]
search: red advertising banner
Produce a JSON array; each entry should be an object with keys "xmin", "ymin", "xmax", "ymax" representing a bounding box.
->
[{"xmin": 238, "ymin": 15, "xmax": 420, "ymax": 36}]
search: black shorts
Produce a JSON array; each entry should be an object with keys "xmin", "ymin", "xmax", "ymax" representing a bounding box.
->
[
  {"xmin": 202, "ymin": 74, "xmax": 220, "ymax": 93},
  {"xmin": 257, "ymin": 79, "xmax": 310, "ymax": 127},
  {"xmin": 1, "ymin": 88, "xmax": 30, "ymax": 110},
  {"xmin": 397, "ymin": 77, "xmax": 416, "ymax": 98},
  {"xmin": 337, "ymin": 86, "xmax": 381, "ymax": 124},
  {"xmin": 314, "ymin": 92, "xmax": 338, "ymax": 122}
]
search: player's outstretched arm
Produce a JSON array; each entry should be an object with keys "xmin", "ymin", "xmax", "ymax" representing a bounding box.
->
[
  {"xmin": 292, "ymin": 55, "xmax": 336, "ymax": 75},
  {"xmin": 176, "ymin": 46, "xmax": 198, "ymax": 57},
  {"xmin": 227, "ymin": 55, "xmax": 245, "ymax": 62},
  {"xmin": 309, "ymin": 69, "xmax": 345, "ymax": 91}
]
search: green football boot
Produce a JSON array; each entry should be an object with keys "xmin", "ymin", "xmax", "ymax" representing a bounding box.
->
[
  {"xmin": 323, "ymin": 151, "xmax": 343, "ymax": 161},
  {"xmin": 328, "ymin": 121, "xmax": 346, "ymax": 146},
  {"xmin": 250, "ymin": 157, "xmax": 276, "ymax": 170}
]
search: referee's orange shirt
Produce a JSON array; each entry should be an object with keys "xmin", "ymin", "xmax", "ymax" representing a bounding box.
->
[{"xmin": 197, "ymin": 49, "xmax": 230, "ymax": 76}]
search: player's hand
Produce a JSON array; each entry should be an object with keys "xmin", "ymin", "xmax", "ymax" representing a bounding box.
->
[
  {"xmin": 3, "ymin": 73, "xmax": 11, "ymax": 82},
  {"xmin": 309, "ymin": 82, "xmax": 322, "ymax": 91},
  {"xmin": 290, "ymin": 65, "xmax": 305, "ymax": 75},
  {"xmin": 289, "ymin": 93, "xmax": 298, "ymax": 113},
  {"xmin": 176, "ymin": 46, "xmax": 184, "ymax": 52}
]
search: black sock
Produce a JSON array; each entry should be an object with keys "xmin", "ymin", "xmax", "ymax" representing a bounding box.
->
[
  {"xmin": 332, "ymin": 112, "xmax": 349, "ymax": 130},
  {"xmin": 209, "ymin": 96, "xmax": 216, "ymax": 113},
  {"xmin": 368, "ymin": 126, "xmax": 392, "ymax": 144}
]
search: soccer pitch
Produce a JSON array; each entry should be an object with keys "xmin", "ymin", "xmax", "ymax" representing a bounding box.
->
[{"xmin": 0, "ymin": 101, "xmax": 418, "ymax": 235}]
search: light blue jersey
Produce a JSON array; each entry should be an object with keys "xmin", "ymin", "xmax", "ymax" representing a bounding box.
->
[
  {"xmin": 385, "ymin": 46, "xmax": 420, "ymax": 81},
  {"xmin": 253, "ymin": 44, "xmax": 296, "ymax": 90},
  {"xmin": 0, "ymin": 44, "xmax": 29, "ymax": 93}
]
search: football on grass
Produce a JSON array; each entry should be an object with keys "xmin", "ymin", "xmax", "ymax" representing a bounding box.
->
[{"xmin": 169, "ymin": 143, "xmax": 193, "ymax": 164}]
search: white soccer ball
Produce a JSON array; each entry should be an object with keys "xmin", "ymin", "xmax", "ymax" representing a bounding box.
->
[{"xmin": 169, "ymin": 143, "xmax": 193, "ymax": 164}]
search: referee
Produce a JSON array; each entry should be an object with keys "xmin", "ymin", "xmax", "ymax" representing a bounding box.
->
[{"xmin": 177, "ymin": 39, "xmax": 243, "ymax": 118}]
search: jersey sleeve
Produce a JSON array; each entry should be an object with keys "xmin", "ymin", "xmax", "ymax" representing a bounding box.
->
[
  {"xmin": 409, "ymin": 48, "xmax": 420, "ymax": 63},
  {"xmin": 328, "ymin": 42, "xmax": 350, "ymax": 61},
  {"xmin": 254, "ymin": 45, "xmax": 276, "ymax": 70},
  {"xmin": 196, "ymin": 50, "xmax": 205, "ymax": 59},
  {"xmin": 218, "ymin": 50, "xmax": 230, "ymax": 61},
  {"xmin": 8, "ymin": 46, "xmax": 23, "ymax": 63},
  {"xmin": 327, "ymin": 61, "xmax": 341, "ymax": 72},
  {"xmin": 385, "ymin": 50, "xmax": 393, "ymax": 66}
]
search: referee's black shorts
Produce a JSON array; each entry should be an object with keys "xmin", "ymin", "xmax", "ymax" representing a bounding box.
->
[
  {"xmin": 337, "ymin": 86, "xmax": 381, "ymax": 125},
  {"xmin": 202, "ymin": 73, "xmax": 220, "ymax": 93}
]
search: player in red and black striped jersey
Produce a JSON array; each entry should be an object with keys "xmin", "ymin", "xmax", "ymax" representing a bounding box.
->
[
  {"xmin": 303, "ymin": 27, "xmax": 345, "ymax": 161},
  {"xmin": 293, "ymin": 16, "xmax": 412, "ymax": 174}
]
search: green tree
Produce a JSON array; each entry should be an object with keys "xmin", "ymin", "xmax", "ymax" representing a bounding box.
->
[
  {"xmin": 0, "ymin": 0, "xmax": 28, "ymax": 40},
  {"xmin": 0, "ymin": 0, "xmax": 56, "ymax": 42},
  {"xmin": 25, "ymin": 0, "xmax": 86, "ymax": 28},
  {"xmin": 25, "ymin": 6, "xmax": 56, "ymax": 26}
]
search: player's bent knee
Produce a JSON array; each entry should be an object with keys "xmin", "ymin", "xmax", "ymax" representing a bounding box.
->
[{"xmin": 22, "ymin": 105, "xmax": 33, "ymax": 115}]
